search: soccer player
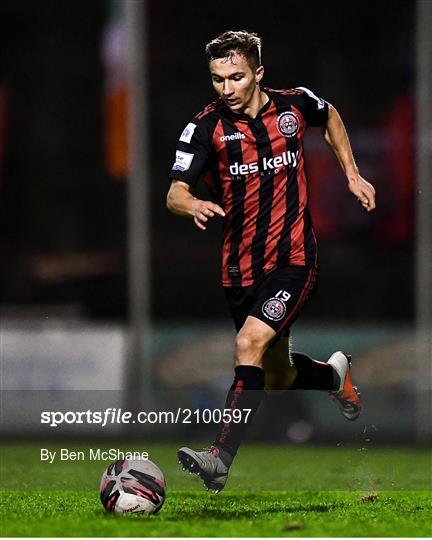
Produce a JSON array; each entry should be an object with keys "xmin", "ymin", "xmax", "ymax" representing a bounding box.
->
[{"xmin": 166, "ymin": 30, "xmax": 376, "ymax": 492}]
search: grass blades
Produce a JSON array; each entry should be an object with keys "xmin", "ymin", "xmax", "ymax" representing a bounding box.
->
[{"xmin": 1, "ymin": 442, "xmax": 431, "ymax": 537}]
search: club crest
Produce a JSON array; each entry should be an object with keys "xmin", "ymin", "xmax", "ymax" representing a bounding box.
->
[
  {"xmin": 277, "ymin": 112, "xmax": 299, "ymax": 138},
  {"xmin": 262, "ymin": 298, "xmax": 287, "ymax": 321}
]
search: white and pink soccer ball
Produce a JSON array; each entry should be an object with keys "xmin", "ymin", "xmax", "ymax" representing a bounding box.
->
[{"xmin": 100, "ymin": 458, "xmax": 165, "ymax": 514}]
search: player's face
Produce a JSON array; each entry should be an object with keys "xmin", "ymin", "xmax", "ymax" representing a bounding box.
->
[{"xmin": 209, "ymin": 52, "xmax": 263, "ymax": 113}]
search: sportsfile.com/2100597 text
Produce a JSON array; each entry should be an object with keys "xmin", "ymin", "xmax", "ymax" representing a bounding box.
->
[{"xmin": 40, "ymin": 408, "xmax": 252, "ymax": 428}]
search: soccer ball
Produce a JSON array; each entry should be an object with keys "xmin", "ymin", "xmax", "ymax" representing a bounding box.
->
[{"xmin": 100, "ymin": 458, "xmax": 166, "ymax": 514}]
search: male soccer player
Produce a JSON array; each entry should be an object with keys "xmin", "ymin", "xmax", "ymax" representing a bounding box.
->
[{"xmin": 166, "ymin": 30, "xmax": 376, "ymax": 492}]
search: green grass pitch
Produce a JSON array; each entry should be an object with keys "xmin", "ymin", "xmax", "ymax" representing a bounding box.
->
[{"xmin": 1, "ymin": 442, "xmax": 431, "ymax": 537}]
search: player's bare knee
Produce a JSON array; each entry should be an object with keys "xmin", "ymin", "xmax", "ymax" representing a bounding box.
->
[
  {"xmin": 235, "ymin": 333, "xmax": 253, "ymax": 357},
  {"xmin": 235, "ymin": 333, "xmax": 267, "ymax": 366}
]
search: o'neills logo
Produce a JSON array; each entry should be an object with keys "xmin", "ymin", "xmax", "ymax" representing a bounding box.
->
[
  {"xmin": 229, "ymin": 150, "xmax": 299, "ymax": 176},
  {"xmin": 219, "ymin": 132, "xmax": 246, "ymax": 142}
]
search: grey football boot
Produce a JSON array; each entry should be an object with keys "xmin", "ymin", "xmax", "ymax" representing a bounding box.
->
[
  {"xmin": 177, "ymin": 445, "xmax": 230, "ymax": 493},
  {"xmin": 328, "ymin": 351, "xmax": 362, "ymax": 421}
]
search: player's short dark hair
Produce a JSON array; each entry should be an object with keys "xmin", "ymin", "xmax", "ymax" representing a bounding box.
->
[{"xmin": 205, "ymin": 30, "xmax": 262, "ymax": 70}]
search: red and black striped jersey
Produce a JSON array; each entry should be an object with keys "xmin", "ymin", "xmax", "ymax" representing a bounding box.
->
[{"xmin": 169, "ymin": 87, "xmax": 329, "ymax": 287}]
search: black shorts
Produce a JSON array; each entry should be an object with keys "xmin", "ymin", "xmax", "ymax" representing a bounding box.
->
[{"xmin": 224, "ymin": 265, "xmax": 318, "ymax": 337}]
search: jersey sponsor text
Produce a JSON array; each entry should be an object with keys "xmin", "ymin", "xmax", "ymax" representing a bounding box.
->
[{"xmin": 229, "ymin": 149, "xmax": 299, "ymax": 176}]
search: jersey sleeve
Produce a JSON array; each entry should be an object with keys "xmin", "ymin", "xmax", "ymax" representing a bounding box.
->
[
  {"xmin": 295, "ymin": 87, "xmax": 329, "ymax": 127},
  {"xmin": 168, "ymin": 118, "xmax": 212, "ymax": 187}
]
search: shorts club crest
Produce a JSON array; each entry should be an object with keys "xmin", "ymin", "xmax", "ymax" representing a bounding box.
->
[{"xmin": 262, "ymin": 297, "xmax": 287, "ymax": 321}]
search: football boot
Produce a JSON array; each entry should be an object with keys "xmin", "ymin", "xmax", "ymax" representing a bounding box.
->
[
  {"xmin": 177, "ymin": 445, "xmax": 229, "ymax": 493},
  {"xmin": 328, "ymin": 351, "xmax": 362, "ymax": 421}
]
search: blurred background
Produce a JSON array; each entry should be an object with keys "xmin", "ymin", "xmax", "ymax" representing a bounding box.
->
[{"xmin": 0, "ymin": 0, "xmax": 430, "ymax": 446}]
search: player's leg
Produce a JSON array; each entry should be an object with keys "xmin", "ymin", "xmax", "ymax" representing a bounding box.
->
[
  {"xmin": 263, "ymin": 339, "xmax": 335, "ymax": 391},
  {"xmin": 256, "ymin": 265, "xmax": 319, "ymax": 390},
  {"xmin": 212, "ymin": 314, "xmax": 275, "ymax": 449},
  {"xmin": 178, "ymin": 315, "xmax": 275, "ymax": 492},
  {"xmin": 264, "ymin": 345, "xmax": 361, "ymax": 419},
  {"xmin": 262, "ymin": 337, "xmax": 297, "ymax": 391},
  {"xmin": 179, "ymin": 266, "xmax": 320, "ymax": 488},
  {"xmin": 292, "ymin": 351, "xmax": 361, "ymax": 419},
  {"xmin": 254, "ymin": 266, "xmax": 361, "ymax": 418},
  {"xmin": 289, "ymin": 351, "xmax": 336, "ymax": 390}
]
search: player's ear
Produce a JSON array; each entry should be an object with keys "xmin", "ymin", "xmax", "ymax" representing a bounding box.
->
[{"xmin": 255, "ymin": 65, "xmax": 264, "ymax": 83}]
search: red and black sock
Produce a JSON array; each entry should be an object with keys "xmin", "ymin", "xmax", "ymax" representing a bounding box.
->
[
  {"xmin": 214, "ymin": 365, "xmax": 264, "ymax": 464},
  {"xmin": 290, "ymin": 351, "xmax": 338, "ymax": 391}
]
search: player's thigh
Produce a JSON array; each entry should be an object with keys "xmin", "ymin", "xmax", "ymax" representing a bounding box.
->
[
  {"xmin": 224, "ymin": 285, "xmax": 255, "ymax": 333},
  {"xmin": 251, "ymin": 265, "xmax": 318, "ymax": 339},
  {"xmin": 263, "ymin": 337, "xmax": 298, "ymax": 391}
]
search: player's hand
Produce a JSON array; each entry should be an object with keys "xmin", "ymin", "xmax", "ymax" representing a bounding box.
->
[
  {"xmin": 191, "ymin": 199, "xmax": 225, "ymax": 230},
  {"xmin": 347, "ymin": 174, "xmax": 376, "ymax": 212}
]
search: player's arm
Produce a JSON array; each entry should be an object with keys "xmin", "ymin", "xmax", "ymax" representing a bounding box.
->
[
  {"xmin": 166, "ymin": 180, "xmax": 225, "ymax": 231},
  {"xmin": 322, "ymin": 104, "xmax": 376, "ymax": 212}
]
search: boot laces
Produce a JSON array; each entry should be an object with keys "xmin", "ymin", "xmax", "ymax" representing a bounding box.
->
[{"xmin": 204, "ymin": 445, "xmax": 220, "ymax": 457}]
